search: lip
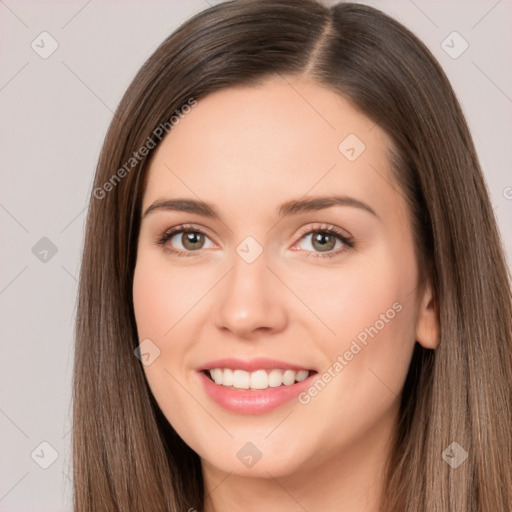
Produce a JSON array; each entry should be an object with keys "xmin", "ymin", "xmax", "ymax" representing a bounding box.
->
[
  {"xmin": 196, "ymin": 358, "xmax": 317, "ymax": 415},
  {"xmin": 198, "ymin": 357, "xmax": 314, "ymax": 373}
]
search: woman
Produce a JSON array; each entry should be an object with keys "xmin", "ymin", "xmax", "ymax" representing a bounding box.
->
[{"xmin": 73, "ymin": 1, "xmax": 512, "ymax": 511}]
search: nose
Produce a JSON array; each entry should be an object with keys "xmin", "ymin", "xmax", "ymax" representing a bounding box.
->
[{"xmin": 213, "ymin": 251, "xmax": 288, "ymax": 338}]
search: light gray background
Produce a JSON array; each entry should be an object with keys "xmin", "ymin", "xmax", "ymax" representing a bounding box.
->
[{"xmin": 0, "ymin": 1, "xmax": 510, "ymax": 510}]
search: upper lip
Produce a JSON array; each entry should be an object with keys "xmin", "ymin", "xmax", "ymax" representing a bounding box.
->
[{"xmin": 198, "ymin": 357, "xmax": 315, "ymax": 372}]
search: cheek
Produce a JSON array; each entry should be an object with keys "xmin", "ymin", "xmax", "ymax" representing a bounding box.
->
[
  {"xmin": 132, "ymin": 251, "xmax": 224, "ymax": 422},
  {"xmin": 296, "ymin": 235, "xmax": 419, "ymax": 434},
  {"xmin": 132, "ymin": 251, "xmax": 212, "ymax": 339},
  {"xmin": 290, "ymin": 246, "xmax": 418, "ymax": 355},
  {"xmin": 133, "ymin": 273, "xmax": 173, "ymax": 340},
  {"xmin": 132, "ymin": 255, "xmax": 187, "ymax": 383},
  {"xmin": 132, "ymin": 256, "xmax": 198, "ymax": 438}
]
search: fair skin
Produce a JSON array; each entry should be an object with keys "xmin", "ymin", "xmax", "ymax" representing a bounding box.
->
[{"xmin": 133, "ymin": 76, "xmax": 438, "ymax": 512}]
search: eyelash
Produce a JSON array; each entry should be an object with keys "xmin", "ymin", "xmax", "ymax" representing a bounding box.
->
[{"xmin": 155, "ymin": 223, "xmax": 355, "ymax": 259}]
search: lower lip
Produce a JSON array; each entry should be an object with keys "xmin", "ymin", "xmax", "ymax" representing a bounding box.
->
[{"xmin": 198, "ymin": 371, "xmax": 315, "ymax": 414}]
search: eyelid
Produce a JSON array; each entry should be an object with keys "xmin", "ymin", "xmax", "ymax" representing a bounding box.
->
[{"xmin": 294, "ymin": 223, "xmax": 353, "ymax": 242}]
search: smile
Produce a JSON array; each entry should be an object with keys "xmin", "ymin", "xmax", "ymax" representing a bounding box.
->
[
  {"xmin": 197, "ymin": 358, "xmax": 317, "ymax": 414},
  {"xmin": 206, "ymin": 368, "xmax": 311, "ymax": 390}
]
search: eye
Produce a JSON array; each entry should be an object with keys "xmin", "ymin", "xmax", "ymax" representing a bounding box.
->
[
  {"xmin": 156, "ymin": 223, "xmax": 354, "ymax": 258},
  {"xmin": 292, "ymin": 224, "xmax": 354, "ymax": 258},
  {"xmin": 156, "ymin": 224, "xmax": 215, "ymax": 255}
]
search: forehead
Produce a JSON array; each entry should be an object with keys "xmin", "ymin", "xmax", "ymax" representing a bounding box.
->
[{"xmin": 143, "ymin": 77, "xmax": 400, "ymax": 223}]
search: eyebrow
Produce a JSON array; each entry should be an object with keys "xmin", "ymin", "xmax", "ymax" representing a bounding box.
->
[{"xmin": 142, "ymin": 195, "xmax": 378, "ymax": 220}]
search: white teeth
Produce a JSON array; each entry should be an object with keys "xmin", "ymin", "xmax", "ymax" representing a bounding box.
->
[
  {"xmin": 282, "ymin": 369, "xmax": 296, "ymax": 385},
  {"xmin": 250, "ymin": 370, "xmax": 268, "ymax": 390},
  {"xmin": 211, "ymin": 368, "xmax": 223, "ymax": 385},
  {"xmin": 208, "ymin": 368, "xmax": 311, "ymax": 390},
  {"xmin": 223, "ymin": 368, "xmax": 233, "ymax": 387},
  {"xmin": 232, "ymin": 369, "xmax": 250, "ymax": 389},
  {"xmin": 268, "ymin": 369, "xmax": 283, "ymax": 387},
  {"xmin": 296, "ymin": 370, "xmax": 309, "ymax": 382}
]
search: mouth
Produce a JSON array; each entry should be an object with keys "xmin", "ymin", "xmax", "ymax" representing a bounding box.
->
[{"xmin": 197, "ymin": 358, "xmax": 318, "ymax": 414}]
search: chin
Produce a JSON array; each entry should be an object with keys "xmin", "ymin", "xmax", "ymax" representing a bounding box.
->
[{"xmin": 195, "ymin": 434, "xmax": 313, "ymax": 479}]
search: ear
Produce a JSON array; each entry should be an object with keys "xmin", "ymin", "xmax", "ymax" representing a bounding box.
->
[{"xmin": 416, "ymin": 281, "xmax": 439, "ymax": 349}]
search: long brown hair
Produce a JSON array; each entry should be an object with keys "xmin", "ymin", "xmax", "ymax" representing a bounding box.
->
[{"xmin": 73, "ymin": 1, "xmax": 512, "ymax": 510}]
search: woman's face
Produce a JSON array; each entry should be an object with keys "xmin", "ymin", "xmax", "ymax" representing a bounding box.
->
[{"xmin": 133, "ymin": 77, "xmax": 437, "ymax": 479}]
